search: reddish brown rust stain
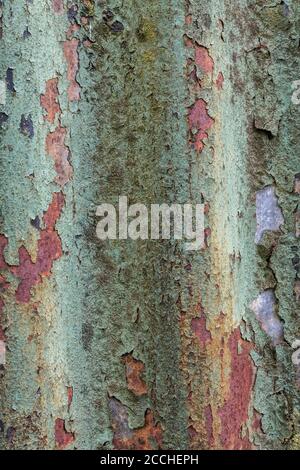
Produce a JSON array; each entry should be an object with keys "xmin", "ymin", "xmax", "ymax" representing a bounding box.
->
[
  {"xmin": 11, "ymin": 193, "xmax": 64, "ymax": 303},
  {"xmin": 191, "ymin": 314, "xmax": 212, "ymax": 348},
  {"xmin": 66, "ymin": 23, "xmax": 81, "ymax": 40},
  {"xmin": 185, "ymin": 14, "xmax": 193, "ymax": 25},
  {"xmin": 252, "ymin": 410, "xmax": 263, "ymax": 434},
  {"xmin": 40, "ymin": 78, "xmax": 61, "ymax": 124},
  {"xmin": 0, "ymin": 236, "xmax": 9, "ymax": 341},
  {"xmin": 63, "ymin": 39, "xmax": 81, "ymax": 102},
  {"xmin": 0, "ymin": 298, "xmax": 5, "ymax": 340},
  {"xmin": 109, "ymin": 398, "xmax": 163, "ymax": 450},
  {"xmin": 204, "ymin": 404, "xmax": 214, "ymax": 448},
  {"xmin": 188, "ymin": 99, "xmax": 214, "ymax": 153},
  {"xmin": 46, "ymin": 126, "xmax": 73, "ymax": 186},
  {"xmin": 55, "ymin": 418, "xmax": 75, "ymax": 449},
  {"xmin": 52, "ymin": 0, "xmax": 64, "ymax": 14},
  {"xmin": 0, "ymin": 235, "xmax": 8, "ymax": 270},
  {"xmin": 67, "ymin": 386, "xmax": 73, "ymax": 410},
  {"xmin": 216, "ymin": 72, "xmax": 224, "ymax": 90},
  {"xmin": 83, "ymin": 39, "xmax": 93, "ymax": 48},
  {"xmin": 122, "ymin": 354, "xmax": 148, "ymax": 396},
  {"xmin": 187, "ymin": 424, "xmax": 198, "ymax": 441},
  {"xmin": 195, "ymin": 45, "xmax": 214, "ymax": 75},
  {"xmin": 0, "ymin": 274, "xmax": 9, "ymax": 341},
  {"xmin": 218, "ymin": 328, "xmax": 254, "ymax": 450}
]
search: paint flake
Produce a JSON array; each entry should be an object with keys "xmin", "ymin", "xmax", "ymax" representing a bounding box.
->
[
  {"xmin": 251, "ymin": 290, "xmax": 283, "ymax": 345},
  {"xmin": 255, "ymin": 186, "xmax": 284, "ymax": 244}
]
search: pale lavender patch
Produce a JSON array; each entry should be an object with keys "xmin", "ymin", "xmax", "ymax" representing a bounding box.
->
[
  {"xmin": 251, "ymin": 290, "xmax": 283, "ymax": 345},
  {"xmin": 255, "ymin": 186, "xmax": 284, "ymax": 244}
]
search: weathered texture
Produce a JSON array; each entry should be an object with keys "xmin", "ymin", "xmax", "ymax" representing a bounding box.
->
[{"xmin": 0, "ymin": 0, "xmax": 299, "ymax": 450}]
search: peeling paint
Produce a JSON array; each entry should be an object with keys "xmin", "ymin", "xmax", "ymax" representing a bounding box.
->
[
  {"xmin": 109, "ymin": 398, "xmax": 162, "ymax": 450},
  {"xmin": 216, "ymin": 72, "xmax": 224, "ymax": 90},
  {"xmin": 251, "ymin": 290, "xmax": 283, "ymax": 345},
  {"xmin": 255, "ymin": 186, "xmax": 284, "ymax": 244},
  {"xmin": 55, "ymin": 418, "xmax": 75, "ymax": 449},
  {"xmin": 122, "ymin": 354, "xmax": 147, "ymax": 396},
  {"xmin": 20, "ymin": 114, "xmax": 34, "ymax": 138},
  {"xmin": 5, "ymin": 68, "xmax": 15, "ymax": 93},
  {"xmin": 40, "ymin": 78, "xmax": 61, "ymax": 123},
  {"xmin": 188, "ymin": 99, "xmax": 214, "ymax": 153},
  {"xmin": 11, "ymin": 193, "xmax": 64, "ymax": 303},
  {"xmin": 52, "ymin": 0, "xmax": 64, "ymax": 15},
  {"xmin": 218, "ymin": 329, "xmax": 254, "ymax": 450},
  {"xmin": 191, "ymin": 315, "xmax": 212, "ymax": 348},
  {"xmin": 63, "ymin": 39, "xmax": 81, "ymax": 102},
  {"xmin": 46, "ymin": 126, "xmax": 73, "ymax": 186},
  {"xmin": 0, "ymin": 340, "xmax": 5, "ymax": 364},
  {"xmin": 195, "ymin": 45, "xmax": 214, "ymax": 75},
  {"xmin": 0, "ymin": 112, "xmax": 8, "ymax": 127},
  {"xmin": 0, "ymin": 80, "xmax": 5, "ymax": 105}
]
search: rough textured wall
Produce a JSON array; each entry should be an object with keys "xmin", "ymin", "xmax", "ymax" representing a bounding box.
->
[{"xmin": 0, "ymin": 0, "xmax": 299, "ymax": 450}]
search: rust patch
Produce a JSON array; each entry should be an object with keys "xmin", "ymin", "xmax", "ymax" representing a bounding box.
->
[
  {"xmin": 63, "ymin": 39, "xmax": 81, "ymax": 102},
  {"xmin": 0, "ymin": 235, "xmax": 8, "ymax": 270},
  {"xmin": 195, "ymin": 45, "xmax": 214, "ymax": 75},
  {"xmin": 191, "ymin": 313, "xmax": 212, "ymax": 348},
  {"xmin": 52, "ymin": 0, "xmax": 64, "ymax": 14},
  {"xmin": 67, "ymin": 386, "xmax": 73, "ymax": 410},
  {"xmin": 204, "ymin": 404, "xmax": 214, "ymax": 448},
  {"xmin": 252, "ymin": 410, "xmax": 263, "ymax": 434},
  {"xmin": 55, "ymin": 418, "xmax": 75, "ymax": 449},
  {"xmin": 46, "ymin": 125, "xmax": 73, "ymax": 186},
  {"xmin": 188, "ymin": 99, "xmax": 214, "ymax": 153},
  {"xmin": 109, "ymin": 398, "xmax": 163, "ymax": 450},
  {"xmin": 66, "ymin": 23, "xmax": 81, "ymax": 40},
  {"xmin": 218, "ymin": 328, "xmax": 254, "ymax": 450},
  {"xmin": 12, "ymin": 193, "xmax": 64, "ymax": 303},
  {"xmin": 0, "ymin": 236, "xmax": 9, "ymax": 341},
  {"xmin": 122, "ymin": 354, "xmax": 148, "ymax": 396},
  {"xmin": 40, "ymin": 78, "xmax": 61, "ymax": 124},
  {"xmin": 0, "ymin": 274, "xmax": 9, "ymax": 341},
  {"xmin": 216, "ymin": 72, "xmax": 224, "ymax": 90}
]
